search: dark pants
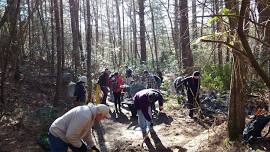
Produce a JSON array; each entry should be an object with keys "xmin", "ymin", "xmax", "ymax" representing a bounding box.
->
[
  {"xmin": 113, "ymin": 92, "xmax": 122, "ymax": 112},
  {"xmin": 100, "ymin": 86, "xmax": 108, "ymax": 104},
  {"xmin": 48, "ymin": 132, "xmax": 87, "ymax": 152},
  {"xmin": 187, "ymin": 93, "xmax": 200, "ymax": 118}
]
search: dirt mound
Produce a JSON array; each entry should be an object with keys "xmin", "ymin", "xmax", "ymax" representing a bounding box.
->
[{"xmin": 111, "ymin": 140, "xmax": 144, "ymax": 152}]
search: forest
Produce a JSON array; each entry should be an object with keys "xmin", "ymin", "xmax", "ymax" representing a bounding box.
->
[{"xmin": 0, "ymin": 0, "xmax": 270, "ymax": 151}]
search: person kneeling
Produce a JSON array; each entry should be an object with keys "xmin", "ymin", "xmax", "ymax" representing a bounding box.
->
[{"xmin": 48, "ymin": 103, "xmax": 111, "ymax": 152}]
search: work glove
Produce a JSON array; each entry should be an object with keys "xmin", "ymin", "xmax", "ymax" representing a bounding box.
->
[{"xmin": 91, "ymin": 146, "xmax": 100, "ymax": 152}]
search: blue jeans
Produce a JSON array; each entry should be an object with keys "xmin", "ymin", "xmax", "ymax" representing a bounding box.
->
[
  {"xmin": 137, "ymin": 107, "xmax": 152, "ymax": 133},
  {"xmin": 48, "ymin": 132, "xmax": 86, "ymax": 152}
]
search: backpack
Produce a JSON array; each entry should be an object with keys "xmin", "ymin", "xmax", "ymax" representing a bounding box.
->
[
  {"xmin": 243, "ymin": 114, "xmax": 270, "ymax": 143},
  {"xmin": 111, "ymin": 77, "xmax": 118, "ymax": 90},
  {"xmin": 174, "ymin": 76, "xmax": 185, "ymax": 94}
]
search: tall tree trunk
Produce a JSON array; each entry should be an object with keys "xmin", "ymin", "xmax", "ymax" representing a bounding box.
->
[
  {"xmin": 115, "ymin": 0, "xmax": 122, "ymax": 65},
  {"xmin": 37, "ymin": 1, "xmax": 50, "ymax": 63},
  {"xmin": 224, "ymin": 0, "xmax": 247, "ymax": 140},
  {"xmin": 217, "ymin": 0, "xmax": 223, "ymax": 67},
  {"xmin": 138, "ymin": 0, "xmax": 147, "ymax": 63},
  {"xmin": 59, "ymin": 0, "xmax": 65, "ymax": 71},
  {"xmin": 86, "ymin": 0, "xmax": 92, "ymax": 102},
  {"xmin": 256, "ymin": 0, "xmax": 270, "ymax": 77},
  {"xmin": 93, "ymin": 0, "xmax": 99, "ymax": 63},
  {"xmin": 122, "ymin": 0, "xmax": 126, "ymax": 62},
  {"xmin": 69, "ymin": 0, "xmax": 80, "ymax": 74},
  {"xmin": 174, "ymin": 0, "xmax": 181, "ymax": 69},
  {"xmin": 149, "ymin": 0, "xmax": 159, "ymax": 70},
  {"xmin": 106, "ymin": 0, "xmax": 113, "ymax": 64},
  {"xmin": 27, "ymin": 0, "xmax": 33, "ymax": 59},
  {"xmin": 53, "ymin": 0, "xmax": 63, "ymax": 104},
  {"xmin": 0, "ymin": 0, "xmax": 21, "ymax": 111},
  {"xmin": 192, "ymin": 0, "xmax": 198, "ymax": 49},
  {"xmin": 179, "ymin": 0, "xmax": 193, "ymax": 68},
  {"xmin": 50, "ymin": 0, "xmax": 55, "ymax": 75},
  {"xmin": 132, "ymin": 0, "xmax": 138, "ymax": 60}
]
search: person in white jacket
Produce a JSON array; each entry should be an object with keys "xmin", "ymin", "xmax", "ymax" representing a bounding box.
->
[{"xmin": 48, "ymin": 103, "xmax": 111, "ymax": 152}]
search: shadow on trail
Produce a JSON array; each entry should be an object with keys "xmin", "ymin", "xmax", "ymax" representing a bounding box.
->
[
  {"xmin": 92, "ymin": 122, "xmax": 108, "ymax": 152},
  {"xmin": 125, "ymin": 116, "xmax": 139, "ymax": 131},
  {"xmin": 143, "ymin": 130, "xmax": 182, "ymax": 152},
  {"xmin": 154, "ymin": 112, "xmax": 173, "ymax": 125}
]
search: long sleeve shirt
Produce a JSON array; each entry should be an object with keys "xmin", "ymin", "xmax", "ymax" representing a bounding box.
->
[
  {"xmin": 182, "ymin": 76, "xmax": 200, "ymax": 96},
  {"xmin": 133, "ymin": 89, "xmax": 164, "ymax": 121},
  {"xmin": 146, "ymin": 75, "xmax": 157, "ymax": 89},
  {"xmin": 49, "ymin": 104, "xmax": 97, "ymax": 148}
]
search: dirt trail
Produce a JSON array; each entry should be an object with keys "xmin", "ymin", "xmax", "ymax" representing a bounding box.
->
[{"xmin": 92, "ymin": 101, "xmax": 215, "ymax": 152}]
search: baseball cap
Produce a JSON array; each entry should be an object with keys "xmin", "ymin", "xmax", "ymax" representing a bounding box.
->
[{"xmin": 96, "ymin": 104, "xmax": 111, "ymax": 118}]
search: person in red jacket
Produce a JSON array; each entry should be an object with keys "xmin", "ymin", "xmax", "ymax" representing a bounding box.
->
[{"xmin": 110, "ymin": 72, "xmax": 124, "ymax": 113}]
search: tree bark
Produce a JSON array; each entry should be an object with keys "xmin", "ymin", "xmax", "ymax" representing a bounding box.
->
[
  {"xmin": 59, "ymin": 0, "xmax": 65, "ymax": 71},
  {"xmin": 179, "ymin": 0, "xmax": 193, "ymax": 68},
  {"xmin": 224, "ymin": 0, "xmax": 247, "ymax": 140},
  {"xmin": 69, "ymin": 0, "xmax": 80, "ymax": 74},
  {"xmin": 149, "ymin": 0, "xmax": 159, "ymax": 70},
  {"xmin": 138, "ymin": 0, "xmax": 147, "ymax": 63},
  {"xmin": 174, "ymin": 0, "xmax": 181, "ymax": 69},
  {"xmin": 53, "ymin": 0, "xmax": 63, "ymax": 104},
  {"xmin": 86, "ymin": 0, "xmax": 92, "ymax": 102},
  {"xmin": 256, "ymin": 0, "xmax": 270, "ymax": 77},
  {"xmin": 50, "ymin": 0, "xmax": 55, "ymax": 75},
  {"xmin": 115, "ymin": 0, "xmax": 122, "ymax": 65},
  {"xmin": 132, "ymin": 0, "xmax": 138, "ymax": 60}
]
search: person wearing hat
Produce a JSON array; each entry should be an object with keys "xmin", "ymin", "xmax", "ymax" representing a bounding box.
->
[
  {"xmin": 48, "ymin": 103, "xmax": 111, "ymax": 152},
  {"xmin": 74, "ymin": 76, "xmax": 87, "ymax": 103},
  {"xmin": 133, "ymin": 89, "xmax": 164, "ymax": 139},
  {"xmin": 181, "ymin": 71, "xmax": 201, "ymax": 118}
]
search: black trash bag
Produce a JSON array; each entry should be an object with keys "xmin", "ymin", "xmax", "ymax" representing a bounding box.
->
[{"xmin": 243, "ymin": 115, "xmax": 270, "ymax": 144}]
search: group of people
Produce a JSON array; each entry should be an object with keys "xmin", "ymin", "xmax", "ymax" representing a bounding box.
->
[{"xmin": 49, "ymin": 67, "xmax": 201, "ymax": 152}]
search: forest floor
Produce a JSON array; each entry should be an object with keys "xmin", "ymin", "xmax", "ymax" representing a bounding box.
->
[{"xmin": 0, "ymin": 63, "xmax": 270, "ymax": 152}]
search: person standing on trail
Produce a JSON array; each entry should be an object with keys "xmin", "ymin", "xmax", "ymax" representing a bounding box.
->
[
  {"xmin": 133, "ymin": 89, "xmax": 164, "ymax": 138},
  {"xmin": 74, "ymin": 76, "xmax": 87, "ymax": 103},
  {"xmin": 143, "ymin": 70, "xmax": 158, "ymax": 89},
  {"xmin": 125, "ymin": 65, "xmax": 133, "ymax": 85},
  {"xmin": 48, "ymin": 103, "xmax": 111, "ymax": 152},
  {"xmin": 109, "ymin": 72, "xmax": 124, "ymax": 113},
  {"xmin": 181, "ymin": 71, "xmax": 201, "ymax": 118},
  {"xmin": 98, "ymin": 68, "xmax": 110, "ymax": 105}
]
